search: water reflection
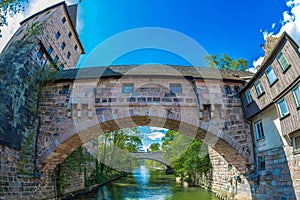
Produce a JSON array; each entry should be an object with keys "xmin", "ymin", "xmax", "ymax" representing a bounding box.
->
[
  {"xmin": 74, "ymin": 164, "xmax": 219, "ymax": 200},
  {"xmin": 132, "ymin": 164, "xmax": 150, "ymax": 186}
]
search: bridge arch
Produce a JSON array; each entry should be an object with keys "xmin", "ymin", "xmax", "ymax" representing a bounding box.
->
[
  {"xmin": 38, "ymin": 65, "xmax": 253, "ymax": 175},
  {"xmin": 130, "ymin": 152, "xmax": 170, "ymax": 167}
]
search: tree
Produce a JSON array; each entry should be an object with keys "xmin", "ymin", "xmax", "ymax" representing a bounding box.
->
[
  {"xmin": 0, "ymin": 0, "xmax": 29, "ymax": 37},
  {"xmin": 148, "ymin": 143, "xmax": 160, "ymax": 152},
  {"xmin": 204, "ymin": 54, "xmax": 248, "ymax": 71}
]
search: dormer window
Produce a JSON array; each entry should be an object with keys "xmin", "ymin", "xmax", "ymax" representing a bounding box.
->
[
  {"xmin": 68, "ymin": 31, "xmax": 72, "ymax": 38},
  {"xmin": 276, "ymin": 51, "xmax": 290, "ymax": 71},
  {"xmin": 74, "ymin": 44, "xmax": 78, "ymax": 51}
]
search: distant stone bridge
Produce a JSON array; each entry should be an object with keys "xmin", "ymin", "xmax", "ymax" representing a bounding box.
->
[
  {"xmin": 37, "ymin": 65, "xmax": 254, "ymax": 174},
  {"xmin": 130, "ymin": 152, "xmax": 170, "ymax": 166}
]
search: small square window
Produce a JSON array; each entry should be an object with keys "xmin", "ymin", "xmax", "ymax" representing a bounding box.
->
[
  {"xmin": 74, "ymin": 44, "xmax": 78, "ymax": 51},
  {"xmin": 123, "ymin": 83, "xmax": 134, "ymax": 93},
  {"xmin": 62, "ymin": 17, "xmax": 66, "ymax": 24},
  {"xmin": 254, "ymin": 120, "xmax": 264, "ymax": 140},
  {"xmin": 47, "ymin": 46, "xmax": 53, "ymax": 55},
  {"xmin": 68, "ymin": 31, "xmax": 72, "ymax": 38},
  {"xmin": 276, "ymin": 51, "xmax": 290, "ymax": 71},
  {"xmin": 277, "ymin": 98, "xmax": 289, "ymax": 118},
  {"xmin": 293, "ymin": 135, "xmax": 300, "ymax": 152},
  {"xmin": 265, "ymin": 66, "xmax": 277, "ymax": 85},
  {"xmin": 53, "ymin": 55, "xmax": 58, "ymax": 63},
  {"xmin": 170, "ymin": 83, "xmax": 182, "ymax": 94},
  {"xmin": 55, "ymin": 31, "xmax": 60, "ymax": 39},
  {"xmin": 37, "ymin": 49, "xmax": 43, "ymax": 58},
  {"xmin": 59, "ymin": 64, "xmax": 64, "ymax": 71},
  {"xmin": 292, "ymin": 86, "xmax": 300, "ymax": 107},
  {"xmin": 254, "ymin": 80, "xmax": 264, "ymax": 96},
  {"xmin": 258, "ymin": 156, "xmax": 265, "ymax": 170},
  {"xmin": 246, "ymin": 90, "xmax": 253, "ymax": 104},
  {"xmin": 61, "ymin": 42, "xmax": 66, "ymax": 50},
  {"xmin": 66, "ymin": 52, "xmax": 71, "ymax": 59}
]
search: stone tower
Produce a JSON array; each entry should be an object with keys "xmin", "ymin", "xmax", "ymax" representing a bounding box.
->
[
  {"xmin": 0, "ymin": 2, "xmax": 84, "ymax": 150},
  {"xmin": 1, "ymin": 1, "xmax": 84, "ymax": 70}
]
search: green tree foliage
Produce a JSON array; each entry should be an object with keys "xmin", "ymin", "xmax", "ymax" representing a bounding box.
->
[
  {"xmin": 0, "ymin": 0, "xmax": 28, "ymax": 37},
  {"xmin": 161, "ymin": 130, "xmax": 211, "ymax": 185},
  {"xmin": 97, "ymin": 128, "xmax": 142, "ymax": 176},
  {"xmin": 204, "ymin": 54, "xmax": 248, "ymax": 71},
  {"xmin": 148, "ymin": 143, "xmax": 161, "ymax": 152}
]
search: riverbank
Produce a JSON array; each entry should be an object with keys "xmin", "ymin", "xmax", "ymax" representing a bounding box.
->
[{"xmin": 57, "ymin": 172, "xmax": 128, "ymax": 200}]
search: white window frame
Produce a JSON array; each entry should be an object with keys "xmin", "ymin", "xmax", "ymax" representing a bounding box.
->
[
  {"xmin": 277, "ymin": 98, "xmax": 289, "ymax": 118},
  {"xmin": 254, "ymin": 120, "xmax": 264, "ymax": 140},
  {"xmin": 292, "ymin": 85, "xmax": 300, "ymax": 107},
  {"xmin": 265, "ymin": 66, "xmax": 277, "ymax": 85},
  {"xmin": 246, "ymin": 90, "xmax": 253, "ymax": 104},
  {"xmin": 276, "ymin": 51, "xmax": 290, "ymax": 71},
  {"xmin": 293, "ymin": 134, "xmax": 300, "ymax": 152},
  {"xmin": 122, "ymin": 83, "xmax": 134, "ymax": 93},
  {"xmin": 254, "ymin": 80, "xmax": 264, "ymax": 96}
]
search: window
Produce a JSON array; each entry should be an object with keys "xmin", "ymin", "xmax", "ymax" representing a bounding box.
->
[
  {"xmin": 277, "ymin": 98, "xmax": 289, "ymax": 118},
  {"xmin": 68, "ymin": 31, "xmax": 72, "ymax": 38},
  {"xmin": 258, "ymin": 156, "xmax": 265, "ymax": 170},
  {"xmin": 224, "ymin": 86, "xmax": 232, "ymax": 95},
  {"xmin": 254, "ymin": 120, "xmax": 264, "ymax": 140},
  {"xmin": 37, "ymin": 49, "xmax": 43, "ymax": 58},
  {"xmin": 293, "ymin": 135, "xmax": 300, "ymax": 152},
  {"xmin": 55, "ymin": 31, "xmax": 60, "ymax": 39},
  {"xmin": 59, "ymin": 64, "xmax": 64, "ymax": 71},
  {"xmin": 265, "ymin": 66, "xmax": 277, "ymax": 85},
  {"xmin": 246, "ymin": 90, "xmax": 253, "ymax": 104},
  {"xmin": 53, "ymin": 55, "xmax": 58, "ymax": 64},
  {"xmin": 276, "ymin": 51, "xmax": 290, "ymax": 71},
  {"xmin": 170, "ymin": 83, "xmax": 182, "ymax": 94},
  {"xmin": 47, "ymin": 46, "xmax": 53, "ymax": 55},
  {"xmin": 123, "ymin": 83, "xmax": 134, "ymax": 93},
  {"xmin": 61, "ymin": 42, "xmax": 66, "ymax": 50},
  {"xmin": 66, "ymin": 52, "xmax": 71, "ymax": 59},
  {"xmin": 292, "ymin": 85, "xmax": 300, "ymax": 107},
  {"xmin": 62, "ymin": 17, "xmax": 66, "ymax": 24},
  {"xmin": 74, "ymin": 45, "xmax": 78, "ymax": 51},
  {"xmin": 203, "ymin": 105, "xmax": 211, "ymax": 121},
  {"xmin": 254, "ymin": 80, "xmax": 264, "ymax": 96}
]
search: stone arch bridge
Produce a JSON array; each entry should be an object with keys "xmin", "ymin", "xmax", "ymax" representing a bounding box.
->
[
  {"xmin": 38, "ymin": 65, "xmax": 253, "ymax": 174},
  {"xmin": 130, "ymin": 152, "xmax": 170, "ymax": 166}
]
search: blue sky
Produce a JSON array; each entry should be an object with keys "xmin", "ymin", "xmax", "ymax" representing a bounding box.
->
[
  {"xmin": 1, "ymin": 0, "xmax": 300, "ymax": 69},
  {"xmin": 75, "ymin": 0, "xmax": 295, "ymax": 68},
  {"xmin": 139, "ymin": 126, "xmax": 168, "ymax": 152}
]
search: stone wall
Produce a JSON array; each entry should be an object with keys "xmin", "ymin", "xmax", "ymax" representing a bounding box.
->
[{"xmin": 208, "ymin": 147, "xmax": 251, "ymax": 200}]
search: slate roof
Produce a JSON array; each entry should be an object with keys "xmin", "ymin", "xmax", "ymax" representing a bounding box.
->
[
  {"xmin": 54, "ymin": 64, "xmax": 253, "ymax": 82},
  {"xmin": 66, "ymin": 4, "xmax": 78, "ymax": 29}
]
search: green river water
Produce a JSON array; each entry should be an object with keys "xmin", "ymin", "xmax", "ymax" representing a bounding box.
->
[{"xmin": 74, "ymin": 165, "xmax": 219, "ymax": 200}]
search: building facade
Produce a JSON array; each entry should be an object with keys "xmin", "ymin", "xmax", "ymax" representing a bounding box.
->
[{"xmin": 240, "ymin": 32, "xmax": 300, "ymax": 199}]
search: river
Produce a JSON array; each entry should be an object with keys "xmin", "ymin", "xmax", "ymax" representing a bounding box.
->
[{"xmin": 73, "ymin": 165, "xmax": 219, "ymax": 200}]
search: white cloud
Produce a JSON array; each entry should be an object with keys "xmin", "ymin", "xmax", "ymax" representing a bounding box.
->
[
  {"xmin": 275, "ymin": 0, "xmax": 300, "ymax": 44},
  {"xmin": 0, "ymin": 0, "xmax": 82, "ymax": 52},
  {"xmin": 148, "ymin": 132, "xmax": 165, "ymax": 140},
  {"xmin": 149, "ymin": 127, "xmax": 168, "ymax": 132},
  {"xmin": 252, "ymin": 56, "xmax": 264, "ymax": 68},
  {"xmin": 252, "ymin": 0, "xmax": 300, "ymax": 67}
]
